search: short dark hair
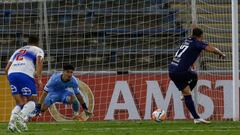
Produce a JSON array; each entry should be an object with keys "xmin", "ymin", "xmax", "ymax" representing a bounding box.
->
[
  {"xmin": 28, "ymin": 35, "xmax": 39, "ymax": 45},
  {"xmin": 192, "ymin": 28, "xmax": 203, "ymax": 37},
  {"xmin": 63, "ymin": 64, "xmax": 75, "ymax": 71}
]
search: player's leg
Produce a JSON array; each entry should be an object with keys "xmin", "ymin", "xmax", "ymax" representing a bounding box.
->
[
  {"xmin": 15, "ymin": 101, "xmax": 35, "ymax": 131},
  {"xmin": 61, "ymin": 91, "xmax": 75, "ymax": 104},
  {"xmin": 7, "ymin": 74, "xmax": 24, "ymax": 132},
  {"xmin": 22, "ymin": 96, "xmax": 38, "ymax": 121},
  {"xmin": 26, "ymin": 93, "xmax": 58, "ymax": 120},
  {"xmin": 169, "ymin": 72, "xmax": 210, "ymax": 124},
  {"xmin": 182, "ymin": 86, "xmax": 200, "ymax": 119},
  {"xmin": 72, "ymin": 97, "xmax": 80, "ymax": 116},
  {"xmin": 41, "ymin": 93, "xmax": 61, "ymax": 112},
  {"xmin": 61, "ymin": 91, "xmax": 80, "ymax": 118},
  {"xmin": 65, "ymin": 94, "xmax": 80, "ymax": 117},
  {"xmin": 169, "ymin": 72, "xmax": 185, "ymax": 101},
  {"xmin": 14, "ymin": 74, "xmax": 38, "ymax": 131},
  {"xmin": 8, "ymin": 95, "xmax": 24, "ymax": 133},
  {"xmin": 188, "ymin": 71, "xmax": 198, "ymax": 91},
  {"xmin": 177, "ymin": 71, "xmax": 197, "ymax": 101},
  {"xmin": 18, "ymin": 93, "xmax": 37, "ymax": 121},
  {"xmin": 182, "ymin": 72, "xmax": 210, "ymax": 124}
]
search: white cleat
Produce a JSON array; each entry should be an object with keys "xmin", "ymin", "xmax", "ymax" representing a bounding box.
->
[
  {"xmin": 21, "ymin": 122, "xmax": 28, "ymax": 131},
  {"xmin": 15, "ymin": 113, "xmax": 28, "ymax": 131},
  {"xmin": 194, "ymin": 118, "xmax": 211, "ymax": 124},
  {"xmin": 7, "ymin": 122, "xmax": 21, "ymax": 133}
]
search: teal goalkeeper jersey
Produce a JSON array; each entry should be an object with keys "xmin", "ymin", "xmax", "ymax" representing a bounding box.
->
[{"xmin": 44, "ymin": 72, "xmax": 80, "ymax": 95}]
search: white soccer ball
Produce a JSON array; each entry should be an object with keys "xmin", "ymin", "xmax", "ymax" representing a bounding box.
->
[{"xmin": 152, "ymin": 108, "xmax": 167, "ymax": 122}]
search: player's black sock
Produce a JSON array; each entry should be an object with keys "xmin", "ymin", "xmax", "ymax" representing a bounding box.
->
[
  {"xmin": 189, "ymin": 79, "xmax": 197, "ymax": 91},
  {"xmin": 184, "ymin": 95, "xmax": 200, "ymax": 119}
]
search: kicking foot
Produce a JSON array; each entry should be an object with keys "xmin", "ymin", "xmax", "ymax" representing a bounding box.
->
[
  {"xmin": 8, "ymin": 122, "xmax": 21, "ymax": 133},
  {"xmin": 15, "ymin": 113, "xmax": 28, "ymax": 131},
  {"xmin": 194, "ymin": 118, "xmax": 211, "ymax": 124}
]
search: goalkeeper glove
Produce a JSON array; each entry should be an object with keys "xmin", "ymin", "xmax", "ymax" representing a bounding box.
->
[{"xmin": 82, "ymin": 103, "xmax": 93, "ymax": 117}]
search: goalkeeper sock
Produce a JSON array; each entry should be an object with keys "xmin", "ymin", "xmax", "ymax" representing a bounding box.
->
[
  {"xmin": 9, "ymin": 105, "xmax": 22, "ymax": 124},
  {"xmin": 72, "ymin": 99, "xmax": 80, "ymax": 115},
  {"xmin": 20, "ymin": 101, "xmax": 36, "ymax": 120},
  {"xmin": 184, "ymin": 95, "xmax": 200, "ymax": 119}
]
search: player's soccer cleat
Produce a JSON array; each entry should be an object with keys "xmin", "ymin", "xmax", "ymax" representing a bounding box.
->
[
  {"xmin": 7, "ymin": 122, "xmax": 21, "ymax": 133},
  {"xmin": 7, "ymin": 123, "xmax": 15, "ymax": 132},
  {"xmin": 15, "ymin": 113, "xmax": 28, "ymax": 131},
  {"xmin": 84, "ymin": 110, "xmax": 93, "ymax": 117},
  {"xmin": 21, "ymin": 122, "xmax": 28, "ymax": 131},
  {"xmin": 194, "ymin": 118, "xmax": 211, "ymax": 124}
]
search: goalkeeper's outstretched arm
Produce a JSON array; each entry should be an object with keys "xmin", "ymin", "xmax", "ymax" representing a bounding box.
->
[
  {"xmin": 75, "ymin": 93, "xmax": 93, "ymax": 116},
  {"xmin": 29, "ymin": 90, "xmax": 48, "ymax": 117},
  {"xmin": 76, "ymin": 93, "xmax": 88, "ymax": 111},
  {"xmin": 34, "ymin": 90, "xmax": 48, "ymax": 115}
]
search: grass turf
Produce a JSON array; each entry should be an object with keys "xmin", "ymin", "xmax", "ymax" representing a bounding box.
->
[{"xmin": 0, "ymin": 120, "xmax": 240, "ymax": 135}]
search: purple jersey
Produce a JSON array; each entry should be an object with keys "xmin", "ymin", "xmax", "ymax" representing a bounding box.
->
[{"xmin": 169, "ymin": 37, "xmax": 208, "ymax": 72}]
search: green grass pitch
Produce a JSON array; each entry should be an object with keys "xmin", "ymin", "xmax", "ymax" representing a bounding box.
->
[{"xmin": 0, "ymin": 120, "xmax": 240, "ymax": 135}]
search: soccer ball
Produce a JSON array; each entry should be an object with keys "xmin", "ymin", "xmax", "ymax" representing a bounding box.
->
[{"xmin": 152, "ymin": 108, "xmax": 167, "ymax": 122}]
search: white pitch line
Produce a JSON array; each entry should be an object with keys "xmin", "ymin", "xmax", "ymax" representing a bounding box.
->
[{"xmin": 29, "ymin": 127, "xmax": 240, "ymax": 132}]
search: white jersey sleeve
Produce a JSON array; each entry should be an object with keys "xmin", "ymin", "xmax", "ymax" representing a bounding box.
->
[{"xmin": 36, "ymin": 47, "xmax": 44, "ymax": 59}]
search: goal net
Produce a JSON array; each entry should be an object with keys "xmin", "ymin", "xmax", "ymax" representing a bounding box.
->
[
  {"xmin": 0, "ymin": 0, "xmax": 238, "ymax": 122},
  {"xmin": 194, "ymin": 0, "xmax": 235, "ymax": 121}
]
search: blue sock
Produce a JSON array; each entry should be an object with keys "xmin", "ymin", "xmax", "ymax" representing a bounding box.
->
[
  {"xmin": 72, "ymin": 99, "xmax": 80, "ymax": 113},
  {"xmin": 184, "ymin": 95, "xmax": 200, "ymax": 119}
]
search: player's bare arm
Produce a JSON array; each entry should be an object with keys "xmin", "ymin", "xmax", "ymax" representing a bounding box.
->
[
  {"xmin": 4, "ymin": 61, "xmax": 12, "ymax": 75},
  {"xmin": 38, "ymin": 91, "xmax": 48, "ymax": 105},
  {"xmin": 204, "ymin": 44, "xmax": 226, "ymax": 59},
  {"xmin": 36, "ymin": 56, "xmax": 44, "ymax": 89},
  {"xmin": 75, "ymin": 93, "xmax": 93, "ymax": 117}
]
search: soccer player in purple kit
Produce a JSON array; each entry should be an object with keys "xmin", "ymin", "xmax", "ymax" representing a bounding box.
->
[{"xmin": 168, "ymin": 28, "xmax": 225, "ymax": 124}]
